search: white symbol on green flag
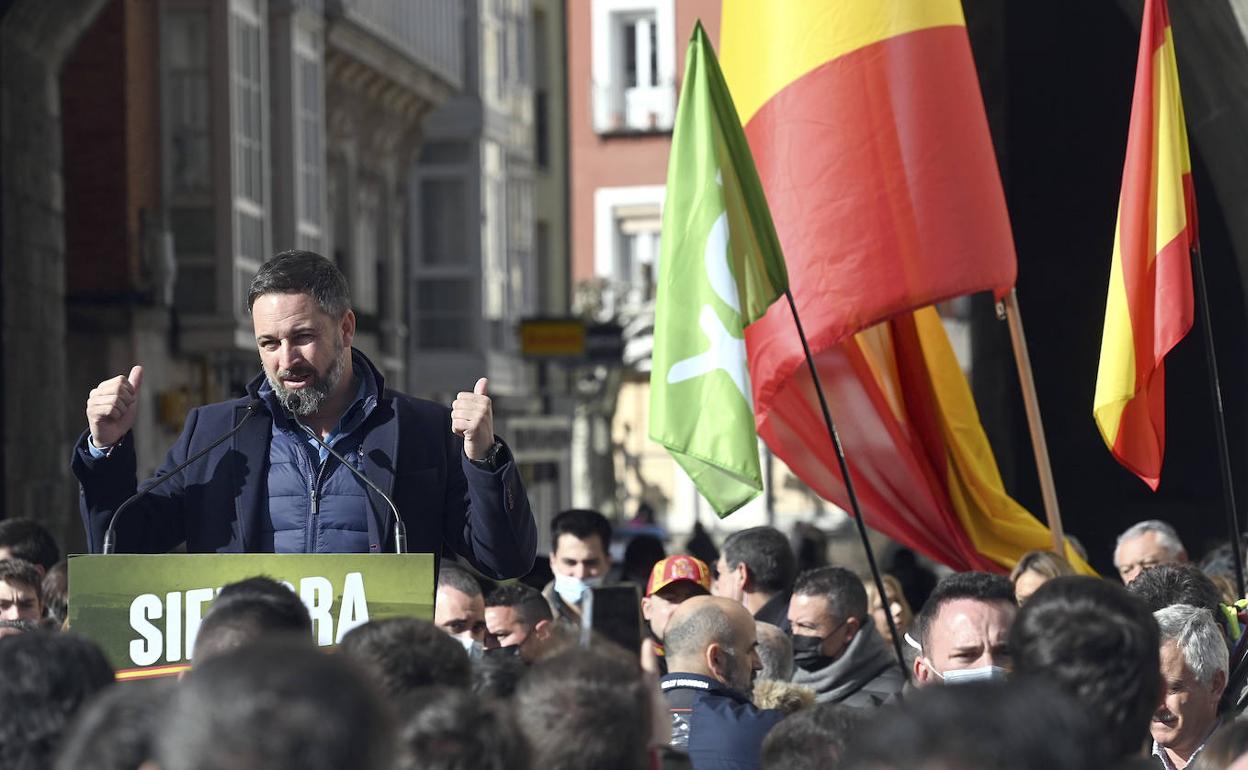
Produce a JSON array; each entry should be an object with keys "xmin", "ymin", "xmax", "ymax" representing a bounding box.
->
[{"xmin": 649, "ymin": 22, "xmax": 789, "ymax": 517}]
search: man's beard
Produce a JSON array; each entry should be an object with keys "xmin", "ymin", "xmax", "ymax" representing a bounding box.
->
[{"xmin": 268, "ymin": 341, "xmax": 346, "ymax": 417}]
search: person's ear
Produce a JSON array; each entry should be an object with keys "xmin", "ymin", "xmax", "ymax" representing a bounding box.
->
[
  {"xmin": 1212, "ymin": 668, "xmax": 1229, "ymax": 701},
  {"xmin": 533, "ymin": 618, "xmax": 552, "ymax": 641},
  {"xmin": 641, "ymin": 596, "xmax": 654, "ymax": 621},
  {"xmin": 844, "ymin": 615, "xmax": 861, "ymax": 642},
  {"xmin": 914, "ymin": 655, "xmax": 933, "ymax": 684},
  {"xmin": 340, "ymin": 309, "xmax": 356, "ymax": 348},
  {"xmin": 736, "ymin": 562, "xmax": 751, "ymax": 592},
  {"xmin": 705, "ymin": 642, "xmax": 725, "ymax": 678}
]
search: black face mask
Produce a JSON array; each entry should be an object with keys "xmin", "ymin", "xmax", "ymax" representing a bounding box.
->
[
  {"xmin": 482, "ymin": 644, "xmax": 522, "ymax": 661},
  {"xmin": 790, "ymin": 619, "xmax": 848, "ymax": 671}
]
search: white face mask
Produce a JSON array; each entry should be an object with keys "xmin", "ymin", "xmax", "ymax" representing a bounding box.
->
[
  {"xmin": 455, "ymin": 633, "xmax": 483, "ymax": 660},
  {"xmin": 553, "ymin": 572, "xmax": 602, "ymax": 606},
  {"xmin": 925, "ymin": 660, "xmax": 1008, "ymax": 684}
]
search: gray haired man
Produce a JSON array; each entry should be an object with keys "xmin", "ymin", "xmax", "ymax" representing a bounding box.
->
[
  {"xmin": 1115, "ymin": 520, "xmax": 1187, "ymax": 584},
  {"xmin": 1151, "ymin": 604, "xmax": 1227, "ymax": 770}
]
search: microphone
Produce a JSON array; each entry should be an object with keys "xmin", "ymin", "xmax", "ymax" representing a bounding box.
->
[
  {"xmin": 101, "ymin": 398, "xmax": 264, "ymax": 555},
  {"xmin": 286, "ymin": 394, "xmax": 407, "ymax": 554}
]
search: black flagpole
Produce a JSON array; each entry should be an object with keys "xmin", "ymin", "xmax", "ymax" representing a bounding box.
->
[
  {"xmin": 783, "ymin": 289, "xmax": 910, "ymax": 682},
  {"xmin": 1191, "ymin": 244, "xmax": 1245, "ymax": 597}
]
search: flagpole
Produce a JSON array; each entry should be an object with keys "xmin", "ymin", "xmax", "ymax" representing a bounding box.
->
[
  {"xmin": 783, "ymin": 289, "xmax": 910, "ymax": 682},
  {"xmin": 1000, "ymin": 289, "xmax": 1067, "ymax": 556},
  {"xmin": 1191, "ymin": 244, "xmax": 1245, "ymax": 596}
]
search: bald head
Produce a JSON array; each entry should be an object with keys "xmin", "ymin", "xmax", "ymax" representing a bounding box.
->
[
  {"xmin": 665, "ymin": 596, "xmax": 751, "ymax": 656},
  {"xmin": 663, "ymin": 596, "xmax": 761, "ymax": 695}
]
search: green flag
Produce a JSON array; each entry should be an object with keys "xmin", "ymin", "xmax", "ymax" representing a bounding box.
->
[{"xmin": 649, "ymin": 21, "xmax": 790, "ymax": 517}]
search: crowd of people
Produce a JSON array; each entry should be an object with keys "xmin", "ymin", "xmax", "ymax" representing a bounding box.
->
[{"xmin": 6, "ymin": 512, "xmax": 1248, "ymax": 769}]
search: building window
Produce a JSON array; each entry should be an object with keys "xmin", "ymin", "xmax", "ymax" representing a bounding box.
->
[
  {"xmin": 507, "ymin": 170, "xmax": 535, "ymax": 321},
  {"xmin": 414, "ymin": 279, "xmax": 476, "ymax": 350},
  {"xmin": 163, "ymin": 8, "xmax": 216, "ymax": 314},
  {"xmin": 413, "ymin": 145, "xmax": 476, "ymax": 352},
  {"xmin": 420, "ymin": 176, "xmax": 468, "ymax": 266},
  {"xmin": 294, "ymin": 31, "xmax": 325, "ymax": 253},
  {"xmin": 594, "ymin": 185, "xmax": 665, "ymax": 313},
  {"xmin": 591, "ymin": 0, "xmax": 675, "ymax": 133},
  {"xmin": 533, "ymin": 7, "xmax": 549, "ymax": 169},
  {"xmin": 230, "ymin": 0, "xmax": 268, "ymax": 305},
  {"xmin": 166, "ymin": 10, "xmax": 212, "ymax": 197},
  {"xmin": 352, "ymin": 176, "xmax": 381, "ymax": 316}
]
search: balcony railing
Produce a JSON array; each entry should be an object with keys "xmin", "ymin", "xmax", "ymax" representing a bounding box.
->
[
  {"xmin": 325, "ymin": 0, "xmax": 463, "ymax": 89},
  {"xmin": 591, "ymin": 79, "xmax": 676, "ymax": 135}
]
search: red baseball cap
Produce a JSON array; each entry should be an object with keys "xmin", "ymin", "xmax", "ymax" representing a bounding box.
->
[{"xmin": 645, "ymin": 555, "xmax": 712, "ymax": 597}]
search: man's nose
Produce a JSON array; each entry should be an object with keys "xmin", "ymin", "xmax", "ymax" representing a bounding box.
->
[{"xmin": 277, "ymin": 342, "xmax": 302, "ymax": 369}]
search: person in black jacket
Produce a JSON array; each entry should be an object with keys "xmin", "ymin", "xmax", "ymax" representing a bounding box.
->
[
  {"xmin": 73, "ymin": 251, "xmax": 535, "ymax": 577},
  {"xmin": 660, "ymin": 595, "xmax": 785, "ymax": 769}
]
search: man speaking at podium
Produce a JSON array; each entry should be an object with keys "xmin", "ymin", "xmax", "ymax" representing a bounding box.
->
[{"xmin": 71, "ymin": 251, "xmax": 536, "ymax": 579}]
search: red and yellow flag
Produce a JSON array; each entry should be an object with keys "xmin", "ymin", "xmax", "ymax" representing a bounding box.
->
[
  {"xmin": 1094, "ymin": 0, "xmax": 1196, "ymax": 490},
  {"xmin": 720, "ymin": 1, "xmax": 1090, "ymax": 573}
]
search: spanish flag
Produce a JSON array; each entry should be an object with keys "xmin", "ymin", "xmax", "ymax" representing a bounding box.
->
[
  {"xmin": 721, "ymin": 1, "xmax": 1091, "ymax": 573},
  {"xmin": 1094, "ymin": 0, "xmax": 1195, "ymax": 490}
]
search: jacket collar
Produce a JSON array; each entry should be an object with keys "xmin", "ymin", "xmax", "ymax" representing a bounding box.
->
[
  {"xmin": 235, "ymin": 349, "xmax": 398, "ymax": 551},
  {"xmin": 659, "ymin": 673, "xmax": 750, "ymax": 704}
]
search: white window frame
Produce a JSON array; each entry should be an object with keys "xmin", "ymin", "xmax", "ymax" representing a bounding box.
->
[
  {"xmin": 591, "ymin": 0, "xmax": 675, "ymax": 132},
  {"xmin": 293, "ymin": 26, "xmax": 325, "ymax": 253},
  {"xmin": 594, "ymin": 184, "xmax": 665, "ymax": 280},
  {"xmin": 229, "ymin": 0, "xmax": 269, "ymax": 298},
  {"xmin": 410, "ymin": 154, "xmax": 478, "ymax": 354}
]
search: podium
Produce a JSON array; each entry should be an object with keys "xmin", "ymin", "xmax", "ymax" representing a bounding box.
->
[{"xmin": 68, "ymin": 553, "xmax": 434, "ymax": 681}]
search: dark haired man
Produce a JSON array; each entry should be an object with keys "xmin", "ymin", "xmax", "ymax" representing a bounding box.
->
[
  {"xmin": 434, "ymin": 563, "xmax": 487, "ymax": 655},
  {"xmin": 544, "ymin": 508, "xmax": 613, "ymax": 624},
  {"xmin": 339, "ymin": 617, "xmax": 472, "ymax": 699},
  {"xmin": 515, "ymin": 644, "xmax": 656, "ymax": 770},
  {"xmin": 191, "ymin": 577, "xmax": 313, "ymax": 665},
  {"xmin": 157, "ymin": 641, "xmax": 394, "ymax": 770},
  {"xmin": 911, "ymin": 571, "xmax": 1015, "ymax": 687},
  {"xmin": 394, "ymin": 688, "xmax": 528, "ymax": 770},
  {"xmin": 787, "ymin": 566, "xmax": 904, "ymax": 707},
  {"xmin": 485, "ymin": 582, "xmax": 554, "ymax": 663},
  {"xmin": 713, "ymin": 526, "xmax": 796, "ymax": 631},
  {"xmin": 0, "ymin": 558, "xmax": 43, "ymax": 638},
  {"xmin": 0, "ymin": 518, "xmax": 60, "ymax": 574},
  {"xmin": 1011, "ymin": 576, "xmax": 1162, "ymax": 765},
  {"xmin": 0, "ymin": 631, "xmax": 115, "ymax": 769},
  {"xmin": 72, "ymin": 251, "xmax": 535, "ymax": 578},
  {"xmin": 1127, "ymin": 563, "xmax": 1223, "ymax": 617}
]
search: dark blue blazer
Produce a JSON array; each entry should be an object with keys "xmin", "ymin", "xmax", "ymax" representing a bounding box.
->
[{"xmin": 71, "ymin": 375, "xmax": 537, "ymax": 579}]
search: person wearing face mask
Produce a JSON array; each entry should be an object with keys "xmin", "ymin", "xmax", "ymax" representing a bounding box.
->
[
  {"xmin": 434, "ymin": 563, "xmax": 488, "ymax": 659},
  {"xmin": 911, "ymin": 572, "xmax": 1015, "ymax": 687},
  {"xmin": 483, "ymin": 582, "xmax": 555, "ymax": 663},
  {"xmin": 787, "ymin": 567, "xmax": 905, "ymax": 707},
  {"xmin": 660, "ymin": 595, "xmax": 785, "ymax": 768},
  {"xmin": 542, "ymin": 509, "xmax": 613, "ymax": 627}
]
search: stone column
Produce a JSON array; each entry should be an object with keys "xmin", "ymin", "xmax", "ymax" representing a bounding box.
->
[{"xmin": 0, "ymin": 0, "xmax": 109, "ymax": 546}]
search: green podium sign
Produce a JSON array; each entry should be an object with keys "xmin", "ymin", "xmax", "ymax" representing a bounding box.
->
[{"xmin": 68, "ymin": 553, "xmax": 434, "ymax": 680}]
